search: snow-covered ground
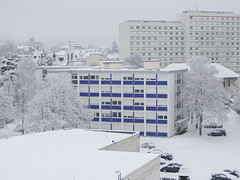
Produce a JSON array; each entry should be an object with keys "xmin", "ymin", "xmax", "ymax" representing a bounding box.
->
[{"xmin": 141, "ymin": 109, "xmax": 240, "ymax": 180}]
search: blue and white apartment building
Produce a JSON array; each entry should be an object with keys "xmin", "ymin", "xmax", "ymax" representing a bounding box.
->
[{"xmin": 38, "ymin": 61, "xmax": 187, "ymax": 137}]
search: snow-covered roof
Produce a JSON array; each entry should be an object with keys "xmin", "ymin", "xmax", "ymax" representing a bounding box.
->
[
  {"xmin": 211, "ymin": 63, "xmax": 240, "ymax": 78},
  {"xmin": 0, "ymin": 129, "xmax": 158, "ymax": 180},
  {"xmin": 164, "ymin": 63, "xmax": 240, "ymax": 78},
  {"xmin": 55, "ymin": 50, "xmax": 67, "ymax": 56},
  {"xmin": 163, "ymin": 63, "xmax": 188, "ymax": 71}
]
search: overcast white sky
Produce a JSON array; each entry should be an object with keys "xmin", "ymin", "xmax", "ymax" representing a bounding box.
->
[{"xmin": 0, "ymin": 0, "xmax": 240, "ymax": 47}]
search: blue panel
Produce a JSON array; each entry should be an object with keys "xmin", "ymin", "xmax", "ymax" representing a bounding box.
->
[
  {"xmin": 146, "ymin": 119, "xmax": 156, "ymax": 124},
  {"xmin": 146, "ymin": 106, "xmax": 157, "ymax": 111},
  {"xmin": 80, "ymin": 92, "xmax": 89, "ymax": 97},
  {"xmin": 101, "ymin": 118, "xmax": 111, "ymax": 122},
  {"xmin": 90, "ymin": 93, "xmax": 99, "ymax": 97},
  {"xmin": 157, "ymin": 81, "xmax": 168, "ymax": 85},
  {"xmin": 123, "ymin": 106, "xmax": 133, "ymax": 110},
  {"xmin": 112, "ymin": 93, "xmax": 121, "ymax": 97},
  {"xmin": 134, "ymin": 106, "xmax": 144, "ymax": 110},
  {"xmin": 101, "ymin": 93, "xmax": 111, "ymax": 97},
  {"xmin": 101, "ymin": 105, "xmax": 111, "ymax": 109},
  {"xmin": 157, "ymin": 94, "xmax": 168, "ymax": 98},
  {"xmin": 89, "ymin": 80, "xmax": 99, "ymax": 84},
  {"xmin": 123, "ymin": 81, "xmax": 133, "ymax": 85},
  {"xmin": 101, "ymin": 81, "xmax": 110, "ymax": 84},
  {"xmin": 80, "ymin": 80, "xmax": 89, "ymax": 84},
  {"xmin": 92, "ymin": 117, "xmax": 99, "ymax": 122},
  {"xmin": 134, "ymin": 119, "xmax": 144, "ymax": 123},
  {"xmin": 134, "ymin": 81, "xmax": 144, "ymax": 85},
  {"xmin": 140, "ymin": 131, "xmax": 144, "ymax": 136},
  {"xmin": 134, "ymin": 94, "xmax": 144, "ymax": 98},
  {"xmin": 124, "ymin": 119, "xmax": 133, "ymax": 123},
  {"xmin": 123, "ymin": 93, "xmax": 133, "ymax": 97},
  {"xmin": 146, "ymin": 81, "xmax": 156, "ymax": 85},
  {"xmin": 112, "ymin": 106, "xmax": 121, "ymax": 110},
  {"xmin": 112, "ymin": 118, "xmax": 121, "ymax": 122},
  {"xmin": 157, "ymin": 120, "xmax": 167, "ymax": 124},
  {"xmin": 146, "ymin": 94, "xmax": 156, "ymax": 98},
  {"xmin": 89, "ymin": 105, "xmax": 99, "ymax": 109},
  {"xmin": 146, "ymin": 132, "xmax": 156, "ymax": 136},
  {"xmin": 157, "ymin": 107, "xmax": 168, "ymax": 111},
  {"xmin": 112, "ymin": 80, "xmax": 121, "ymax": 85},
  {"xmin": 157, "ymin": 132, "xmax": 167, "ymax": 137}
]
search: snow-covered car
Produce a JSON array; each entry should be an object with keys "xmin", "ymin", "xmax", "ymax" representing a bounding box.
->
[
  {"xmin": 207, "ymin": 129, "xmax": 226, "ymax": 136},
  {"xmin": 14, "ymin": 124, "xmax": 24, "ymax": 133},
  {"xmin": 141, "ymin": 142, "xmax": 155, "ymax": 149},
  {"xmin": 223, "ymin": 169, "xmax": 239, "ymax": 178},
  {"xmin": 204, "ymin": 122, "xmax": 223, "ymax": 128},
  {"xmin": 147, "ymin": 148, "xmax": 173, "ymax": 160},
  {"xmin": 178, "ymin": 166, "xmax": 190, "ymax": 180},
  {"xmin": 160, "ymin": 158, "xmax": 166, "ymax": 165},
  {"xmin": 160, "ymin": 164, "xmax": 181, "ymax": 173},
  {"xmin": 211, "ymin": 173, "xmax": 231, "ymax": 180},
  {"xmin": 211, "ymin": 169, "xmax": 239, "ymax": 180}
]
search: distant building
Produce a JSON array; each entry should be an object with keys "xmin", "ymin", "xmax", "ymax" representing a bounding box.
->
[{"xmin": 120, "ymin": 11, "xmax": 240, "ymax": 73}]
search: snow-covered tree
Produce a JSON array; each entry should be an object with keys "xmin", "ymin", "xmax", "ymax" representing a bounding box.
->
[
  {"xmin": 0, "ymin": 53, "xmax": 19, "ymax": 76},
  {"xmin": 233, "ymin": 80, "xmax": 240, "ymax": 113},
  {"xmin": 24, "ymin": 73, "xmax": 93, "ymax": 133},
  {"xmin": 183, "ymin": 57, "xmax": 227, "ymax": 135},
  {"xmin": 124, "ymin": 53, "xmax": 143, "ymax": 68},
  {"xmin": 12, "ymin": 58, "xmax": 37, "ymax": 133},
  {"xmin": 0, "ymin": 83, "xmax": 15, "ymax": 127},
  {"xmin": 0, "ymin": 40, "xmax": 17, "ymax": 56},
  {"xmin": 109, "ymin": 40, "xmax": 119, "ymax": 53},
  {"xmin": 37, "ymin": 55, "xmax": 54, "ymax": 66}
]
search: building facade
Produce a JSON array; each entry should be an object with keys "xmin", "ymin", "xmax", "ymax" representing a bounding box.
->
[
  {"xmin": 120, "ymin": 11, "xmax": 240, "ymax": 72},
  {"xmin": 119, "ymin": 20, "xmax": 185, "ymax": 68},
  {"xmin": 38, "ymin": 63, "xmax": 187, "ymax": 137}
]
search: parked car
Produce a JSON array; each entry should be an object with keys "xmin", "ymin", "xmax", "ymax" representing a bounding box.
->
[
  {"xmin": 160, "ymin": 158, "xmax": 166, "ymax": 165},
  {"xmin": 168, "ymin": 163, "xmax": 182, "ymax": 167},
  {"xmin": 223, "ymin": 169, "xmax": 239, "ymax": 178},
  {"xmin": 141, "ymin": 142, "xmax": 155, "ymax": 149},
  {"xmin": 204, "ymin": 122, "xmax": 223, "ymax": 128},
  {"xmin": 160, "ymin": 164, "xmax": 181, "ymax": 173},
  {"xmin": 207, "ymin": 129, "xmax": 226, "ymax": 136},
  {"xmin": 147, "ymin": 148, "xmax": 173, "ymax": 160},
  {"xmin": 178, "ymin": 166, "xmax": 190, "ymax": 180},
  {"xmin": 211, "ymin": 173, "xmax": 231, "ymax": 180}
]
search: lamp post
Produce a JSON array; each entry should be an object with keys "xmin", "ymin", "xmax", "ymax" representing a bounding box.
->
[{"xmin": 115, "ymin": 171, "xmax": 121, "ymax": 180}]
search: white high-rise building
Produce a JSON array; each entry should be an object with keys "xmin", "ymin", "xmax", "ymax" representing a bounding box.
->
[
  {"xmin": 119, "ymin": 11, "xmax": 240, "ymax": 72},
  {"xmin": 119, "ymin": 20, "xmax": 185, "ymax": 68}
]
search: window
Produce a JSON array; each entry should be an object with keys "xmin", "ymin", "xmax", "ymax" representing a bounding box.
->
[
  {"xmin": 135, "ymin": 102, "xmax": 144, "ymax": 106},
  {"xmin": 113, "ymin": 112, "xmax": 121, "ymax": 118},
  {"xmin": 134, "ymin": 89, "xmax": 144, "ymax": 93},
  {"xmin": 112, "ymin": 101, "xmax": 121, "ymax": 105}
]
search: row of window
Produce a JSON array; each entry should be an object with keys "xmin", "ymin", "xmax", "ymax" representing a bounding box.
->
[
  {"xmin": 131, "ymin": 36, "xmax": 185, "ymax": 40},
  {"xmin": 95, "ymin": 112, "xmax": 168, "ymax": 119},
  {"xmin": 130, "ymin": 42, "xmax": 185, "ymax": 46},
  {"xmin": 190, "ymin": 26, "xmax": 240, "ymax": 30},
  {"xmin": 130, "ymin": 26, "xmax": 184, "ymax": 30},
  {"xmin": 190, "ymin": 16, "xmax": 240, "ymax": 21}
]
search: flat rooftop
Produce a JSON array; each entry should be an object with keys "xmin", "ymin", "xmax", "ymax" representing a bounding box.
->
[{"xmin": 0, "ymin": 129, "xmax": 158, "ymax": 180}]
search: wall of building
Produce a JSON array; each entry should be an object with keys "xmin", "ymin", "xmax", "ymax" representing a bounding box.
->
[
  {"xmin": 122, "ymin": 156, "xmax": 161, "ymax": 180},
  {"xmin": 101, "ymin": 131, "xmax": 140, "ymax": 152}
]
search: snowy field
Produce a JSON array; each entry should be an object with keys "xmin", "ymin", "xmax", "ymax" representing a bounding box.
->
[{"xmin": 141, "ymin": 109, "xmax": 240, "ymax": 180}]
